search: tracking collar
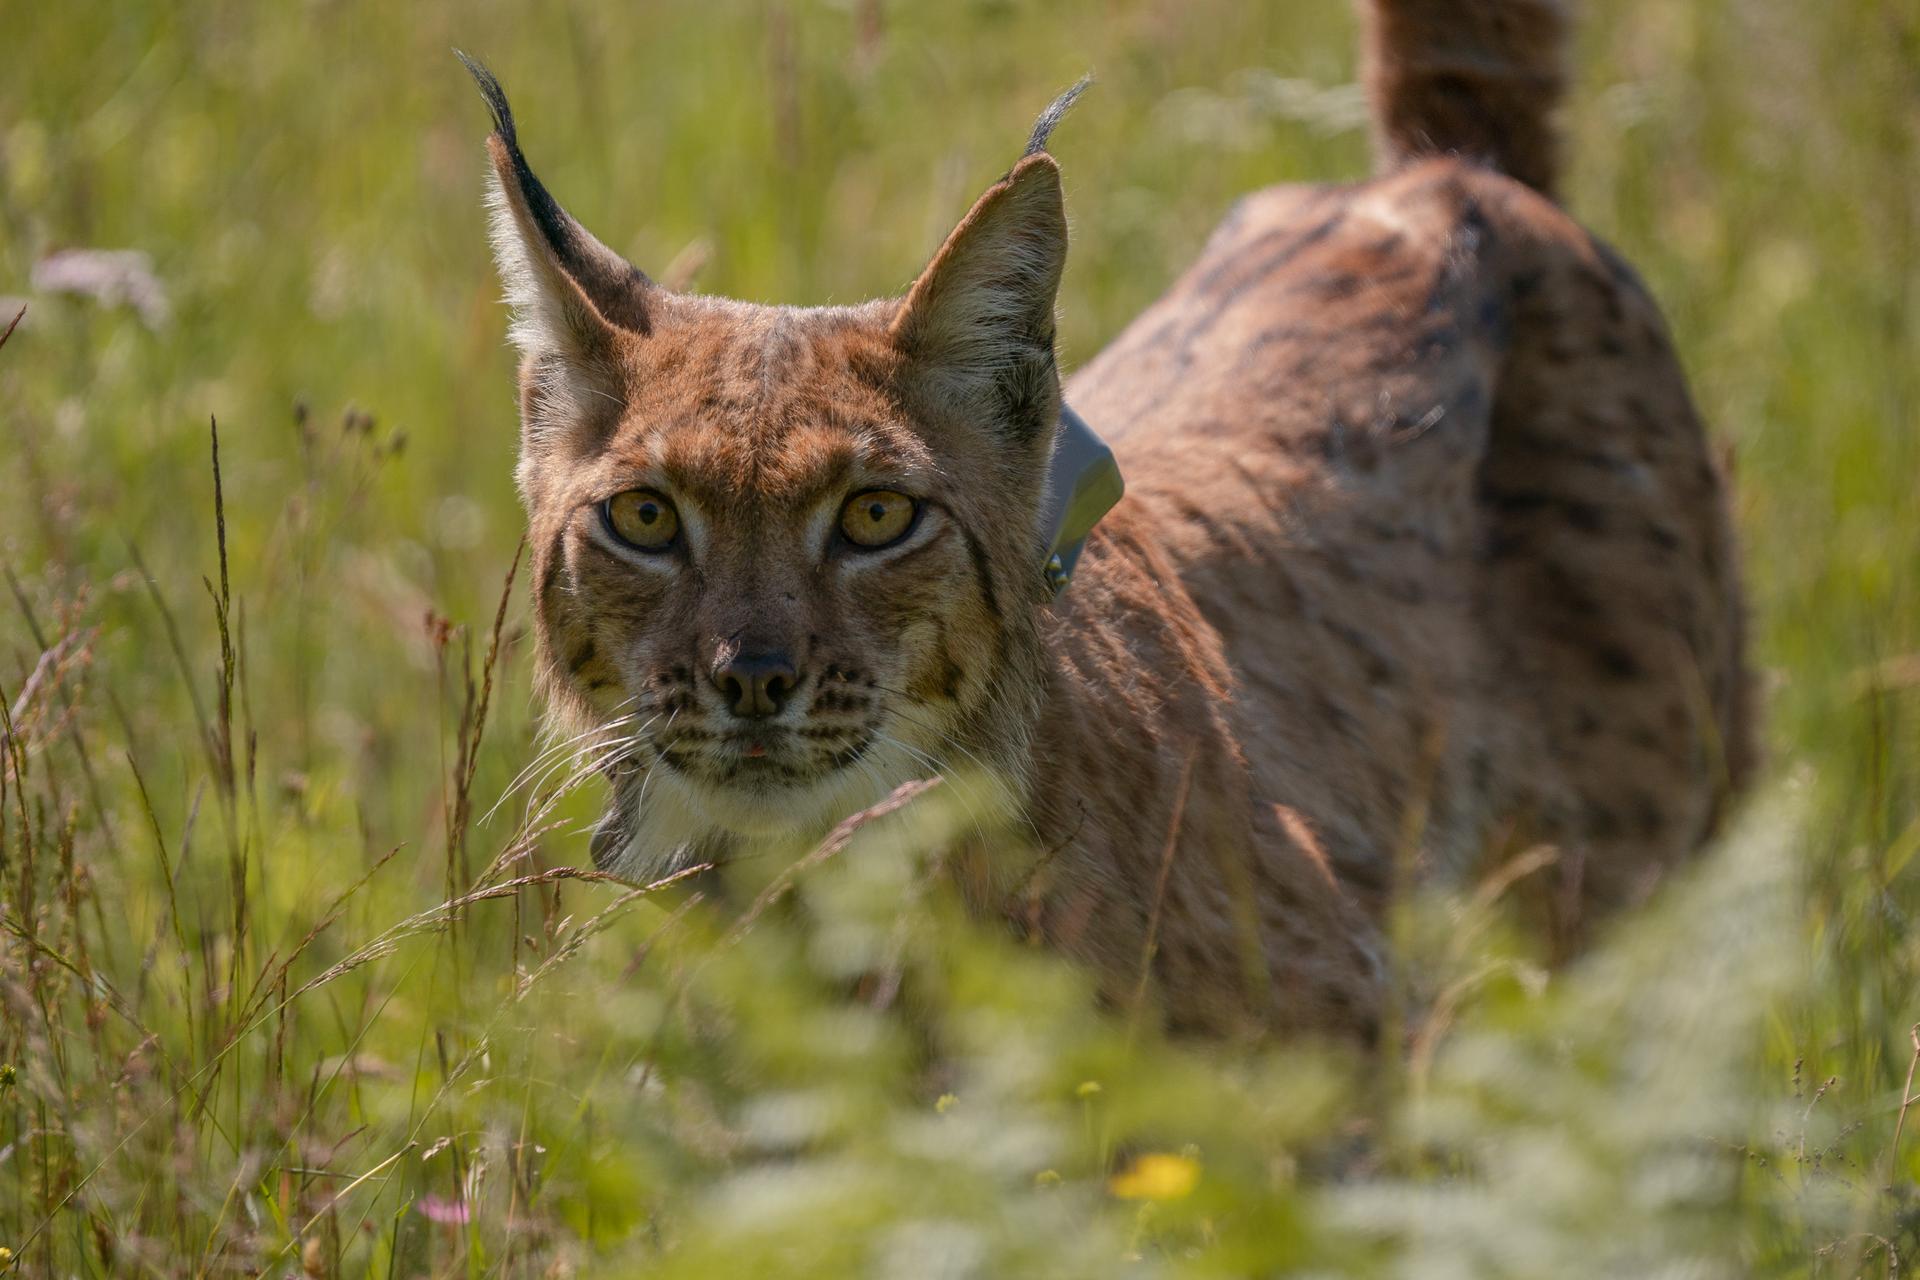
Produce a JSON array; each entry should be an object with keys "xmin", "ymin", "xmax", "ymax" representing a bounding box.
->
[{"xmin": 1038, "ymin": 402, "xmax": 1125, "ymax": 600}]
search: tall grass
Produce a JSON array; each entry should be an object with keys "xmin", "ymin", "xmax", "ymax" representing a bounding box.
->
[{"xmin": 1, "ymin": 0, "xmax": 1915, "ymax": 1274}]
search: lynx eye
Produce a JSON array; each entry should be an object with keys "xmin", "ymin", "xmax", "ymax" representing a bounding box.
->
[
  {"xmin": 839, "ymin": 490, "xmax": 917, "ymax": 549},
  {"xmin": 602, "ymin": 489, "xmax": 680, "ymax": 552}
]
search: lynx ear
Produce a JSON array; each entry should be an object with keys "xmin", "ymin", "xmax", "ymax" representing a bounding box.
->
[
  {"xmin": 459, "ymin": 54, "xmax": 650, "ymax": 451},
  {"xmin": 891, "ymin": 151, "xmax": 1070, "ymax": 445}
]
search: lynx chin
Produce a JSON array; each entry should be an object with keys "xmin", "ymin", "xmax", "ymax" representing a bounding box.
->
[{"xmin": 461, "ymin": 0, "xmax": 1752, "ymax": 1043}]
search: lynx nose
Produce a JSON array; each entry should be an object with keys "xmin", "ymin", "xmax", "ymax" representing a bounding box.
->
[{"xmin": 711, "ymin": 652, "xmax": 799, "ymax": 719}]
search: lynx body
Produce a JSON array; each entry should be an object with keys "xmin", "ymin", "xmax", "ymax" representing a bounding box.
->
[{"xmin": 466, "ymin": 0, "xmax": 1751, "ymax": 1041}]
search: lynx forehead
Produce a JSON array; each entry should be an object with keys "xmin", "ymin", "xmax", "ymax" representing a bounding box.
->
[{"xmin": 464, "ymin": 0, "xmax": 1753, "ymax": 1042}]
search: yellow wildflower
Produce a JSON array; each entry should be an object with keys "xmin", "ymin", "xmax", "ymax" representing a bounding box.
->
[{"xmin": 1107, "ymin": 1152, "xmax": 1200, "ymax": 1201}]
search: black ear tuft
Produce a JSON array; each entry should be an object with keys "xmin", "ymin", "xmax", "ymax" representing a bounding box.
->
[
  {"xmin": 457, "ymin": 52, "xmax": 577, "ymax": 281},
  {"xmin": 454, "ymin": 50, "xmax": 517, "ymax": 146},
  {"xmin": 457, "ymin": 53, "xmax": 654, "ymax": 338},
  {"xmin": 1024, "ymin": 75, "xmax": 1093, "ymax": 157}
]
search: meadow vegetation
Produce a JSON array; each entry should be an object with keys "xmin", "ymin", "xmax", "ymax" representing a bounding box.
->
[{"xmin": 1, "ymin": 0, "xmax": 1915, "ymax": 1274}]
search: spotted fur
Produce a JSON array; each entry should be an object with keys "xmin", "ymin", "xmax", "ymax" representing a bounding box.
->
[{"xmin": 463, "ymin": 0, "xmax": 1752, "ymax": 1043}]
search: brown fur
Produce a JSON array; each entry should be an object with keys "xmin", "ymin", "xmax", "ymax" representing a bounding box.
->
[
  {"xmin": 464, "ymin": 0, "xmax": 1753, "ymax": 1045},
  {"xmin": 1362, "ymin": 0, "xmax": 1571, "ymax": 197}
]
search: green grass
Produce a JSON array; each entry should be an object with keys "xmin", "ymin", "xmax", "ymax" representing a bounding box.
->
[{"xmin": 1, "ymin": 0, "xmax": 1915, "ymax": 1274}]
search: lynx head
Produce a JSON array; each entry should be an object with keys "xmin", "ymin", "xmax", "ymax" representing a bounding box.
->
[{"xmin": 461, "ymin": 56, "xmax": 1082, "ymax": 875}]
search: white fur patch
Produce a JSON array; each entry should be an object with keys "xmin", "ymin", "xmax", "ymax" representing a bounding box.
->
[{"xmin": 482, "ymin": 170, "xmax": 624, "ymax": 456}]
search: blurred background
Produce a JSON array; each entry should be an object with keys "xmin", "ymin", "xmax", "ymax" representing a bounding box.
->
[{"xmin": 1, "ymin": 1, "xmax": 1915, "ymax": 1275}]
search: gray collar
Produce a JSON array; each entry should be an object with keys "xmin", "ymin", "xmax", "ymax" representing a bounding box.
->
[{"xmin": 1037, "ymin": 402, "xmax": 1125, "ymax": 599}]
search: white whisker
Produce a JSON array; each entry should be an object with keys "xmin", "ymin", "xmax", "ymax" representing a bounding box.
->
[{"xmin": 486, "ymin": 695, "xmax": 644, "ymax": 825}]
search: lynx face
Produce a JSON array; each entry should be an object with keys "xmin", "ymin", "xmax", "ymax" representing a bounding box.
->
[
  {"xmin": 529, "ymin": 299, "xmax": 1045, "ymax": 844},
  {"xmin": 465, "ymin": 59, "xmax": 1071, "ymax": 866}
]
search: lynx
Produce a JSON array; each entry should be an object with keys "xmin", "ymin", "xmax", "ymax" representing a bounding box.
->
[{"xmin": 464, "ymin": 0, "xmax": 1752, "ymax": 1042}]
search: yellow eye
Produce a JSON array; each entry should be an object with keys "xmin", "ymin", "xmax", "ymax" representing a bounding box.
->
[
  {"xmin": 839, "ymin": 490, "xmax": 917, "ymax": 549},
  {"xmin": 604, "ymin": 489, "xmax": 680, "ymax": 551}
]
